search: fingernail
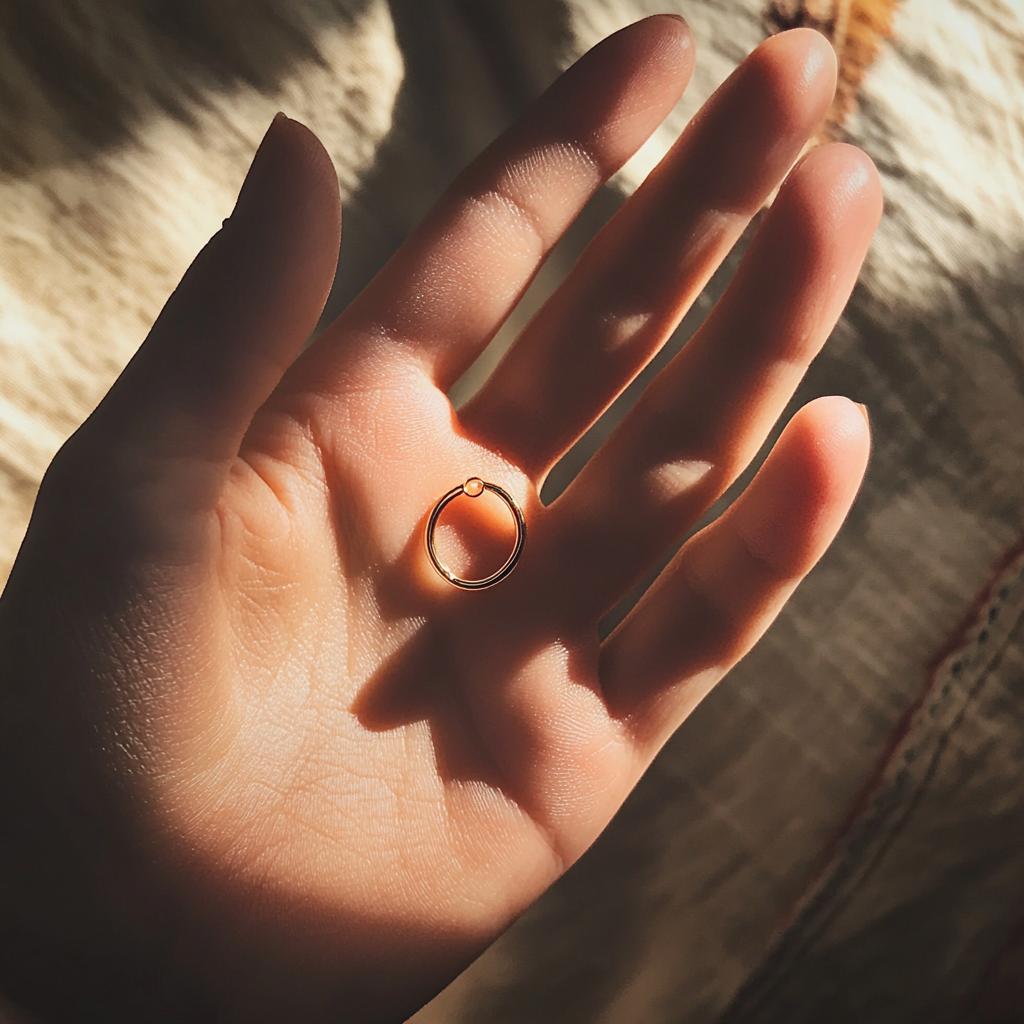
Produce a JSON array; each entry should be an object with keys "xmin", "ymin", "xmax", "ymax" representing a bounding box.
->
[
  {"xmin": 856, "ymin": 402, "xmax": 870, "ymax": 426},
  {"xmin": 233, "ymin": 113, "xmax": 291, "ymax": 216}
]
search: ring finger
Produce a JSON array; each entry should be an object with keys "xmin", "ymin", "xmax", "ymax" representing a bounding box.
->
[{"xmin": 547, "ymin": 142, "xmax": 882, "ymax": 618}]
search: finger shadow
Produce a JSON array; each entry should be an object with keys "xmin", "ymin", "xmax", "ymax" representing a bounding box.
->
[
  {"xmin": 348, "ymin": 521, "xmax": 519, "ymax": 791},
  {"xmin": 350, "ymin": 619, "xmax": 514, "ymax": 788},
  {"xmin": 350, "ymin": 503, "xmax": 599, "ymax": 798}
]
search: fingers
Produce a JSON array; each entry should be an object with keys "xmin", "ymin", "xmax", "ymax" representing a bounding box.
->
[
  {"xmin": 600, "ymin": 396, "xmax": 870, "ymax": 754},
  {"xmin": 83, "ymin": 115, "xmax": 341, "ymax": 503},
  {"xmin": 462, "ymin": 29, "xmax": 837, "ymax": 478},
  {"xmin": 313, "ymin": 15, "xmax": 694, "ymax": 390},
  {"xmin": 550, "ymin": 142, "xmax": 881, "ymax": 616}
]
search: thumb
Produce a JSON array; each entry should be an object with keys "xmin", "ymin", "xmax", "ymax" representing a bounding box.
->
[{"xmin": 81, "ymin": 114, "xmax": 341, "ymax": 506}]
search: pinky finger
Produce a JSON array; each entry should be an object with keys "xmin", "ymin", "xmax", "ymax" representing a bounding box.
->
[{"xmin": 600, "ymin": 396, "xmax": 870, "ymax": 757}]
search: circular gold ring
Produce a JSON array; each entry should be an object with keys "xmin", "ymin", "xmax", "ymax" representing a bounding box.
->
[{"xmin": 425, "ymin": 477, "xmax": 526, "ymax": 590}]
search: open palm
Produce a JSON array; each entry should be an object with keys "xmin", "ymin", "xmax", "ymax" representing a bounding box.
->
[{"xmin": 0, "ymin": 17, "xmax": 880, "ymax": 1024}]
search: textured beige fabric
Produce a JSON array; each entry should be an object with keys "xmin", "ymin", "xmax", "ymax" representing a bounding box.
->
[
  {"xmin": 0, "ymin": 0, "xmax": 404, "ymax": 582},
  {"xmin": 1, "ymin": 2, "xmax": 1024, "ymax": 1022}
]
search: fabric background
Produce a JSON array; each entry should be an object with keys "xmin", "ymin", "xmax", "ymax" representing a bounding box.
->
[{"xmin": 1, "ymin": 1, "xmax": 1023, "ymax": 1021}]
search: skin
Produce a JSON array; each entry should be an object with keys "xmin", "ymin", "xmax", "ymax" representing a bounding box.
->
[{"xmin": 0, "ymin": 17, "xmax": 881, "ymax": 1024}]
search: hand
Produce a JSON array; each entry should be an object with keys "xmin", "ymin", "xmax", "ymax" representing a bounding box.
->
[{"xmin": 0, "ymin": 16, "xmax": 880, "ymax": 1024}]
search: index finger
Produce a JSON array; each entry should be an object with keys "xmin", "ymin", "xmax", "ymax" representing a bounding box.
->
[{"xmin": 314, "ymin": 15, "xmax": 695, "ymax": 390}]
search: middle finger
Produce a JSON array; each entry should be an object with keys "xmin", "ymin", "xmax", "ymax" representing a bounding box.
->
[{"xmin": 460, "ymin": 29, "xmax": 837, "ymax": 481}]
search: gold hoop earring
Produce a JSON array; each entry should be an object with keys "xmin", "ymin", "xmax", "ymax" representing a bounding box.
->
[{"xmin": 425, "ymin": 477, "xmax": 526, "ymax": 590}]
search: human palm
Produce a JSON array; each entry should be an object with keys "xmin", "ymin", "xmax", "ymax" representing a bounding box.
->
[{"xmin": 0, "ymin": 17, "xmax": 880, "ymax": 1024}]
